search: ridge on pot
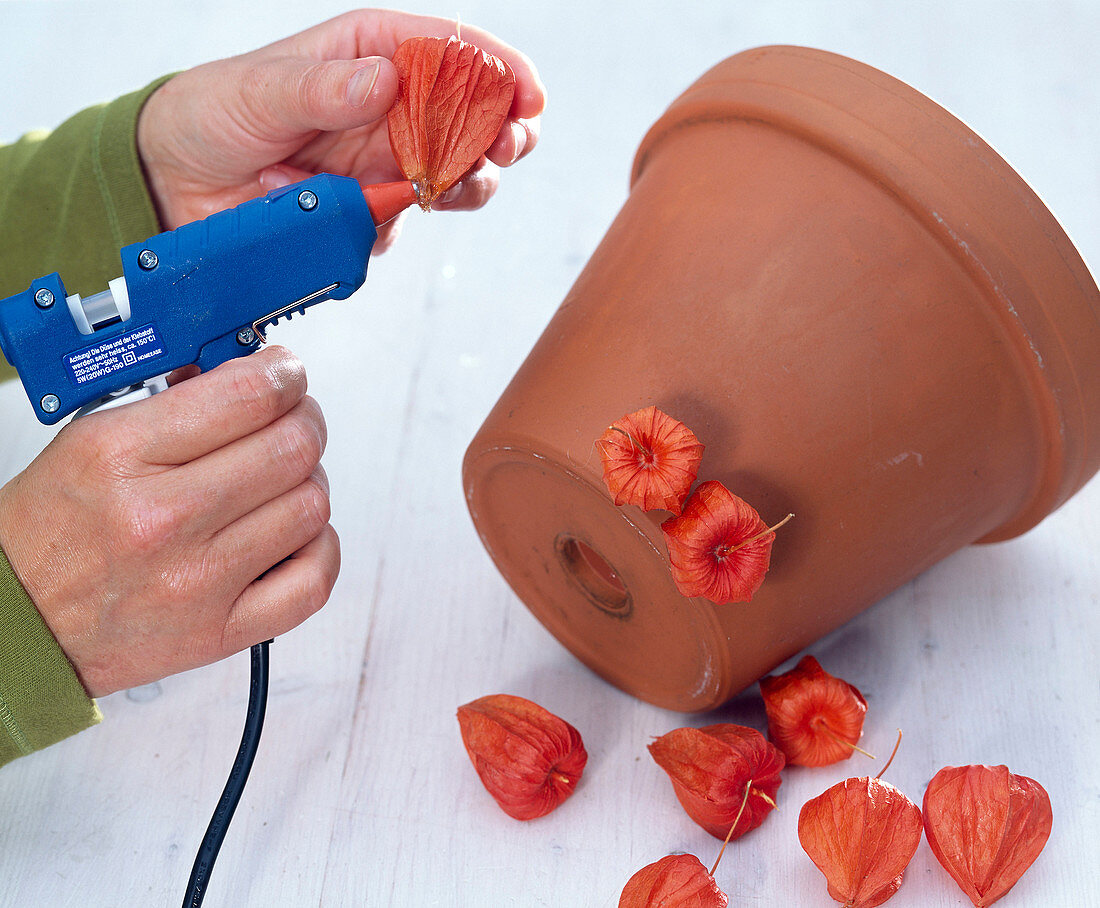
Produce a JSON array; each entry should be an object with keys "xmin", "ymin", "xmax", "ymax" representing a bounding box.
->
[{"xmin": 463, "ymin": 46, "xmax": 1100, "ymax": 711}]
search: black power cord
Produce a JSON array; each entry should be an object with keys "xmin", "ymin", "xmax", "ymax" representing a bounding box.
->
[{"xmin": 182, "ymin": 640, "xmax": 271, "ymax": 908}]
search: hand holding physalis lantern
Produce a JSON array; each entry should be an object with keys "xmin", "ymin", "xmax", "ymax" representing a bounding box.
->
[{"xmin": 463, "ymin": 46, "xmax": 1100, "ymax": 711}]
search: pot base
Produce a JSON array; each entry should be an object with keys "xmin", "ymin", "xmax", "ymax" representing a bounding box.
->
[{"xmin": 466, "ymin": 442, "xmax": 732, "ymax": 711}]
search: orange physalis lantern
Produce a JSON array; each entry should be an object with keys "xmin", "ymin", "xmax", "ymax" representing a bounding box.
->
[
  {"xmin": 922, "ymin": 764, "xmax": 1053, "ymax": 906},
  {"xmin": 456, "ymin": 694, "xmax": 587, "ymax": 820},
  {"xmin": 648, "ymin": 724, "xmax": 783, "ymax": 841},
  {"xmin": 759, "ymin": 655, "xmax": 869, "ymax": 767},
  {"xmin": 798, "ymin": 776, "xmax": 923, "ymax": 908},
  {"xmin": 661, "ymin": 481, "xmax": 791, "ymax": 604},
  {"xmin": 618, "ymin": 854, "xmax": 728, "ymax": 908},
  {"xmin": 596, "ymin": 406, "xmax": 704, "ymax": 515},
  {"xmin": 388, "ymin": 36, "xmax": 516, "ymax": 209}
]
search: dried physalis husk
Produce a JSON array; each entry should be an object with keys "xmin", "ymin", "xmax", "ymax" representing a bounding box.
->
[
  {"xmin": 388, "ymin": 36, "xmax": 516, "ymax": 209},
  {"xmin": 661, "ymin": 481, "xmax": 792, "ymax": 604},
  {"xmin": 456, "ymin": 694, "xmax": 587, "ymax": 820},
  {"xmin": 922, "ymin": 765, "xmax": 1053, "ymax": 906},
  {"xmin": 648, "ymin": 724, "xmax": 784, "ymax": 840},
  {"xmin": 596, "ymin": 406, "xmax": 704, "ymax": 515},
  {"xmin": 798, "ymin": 776, "xmax": 923, "ymax": 908},
  {"xmin": 618, "ymin": 854, "xmax": 728, "ymax": 908},
  {"xmin": 759, "ymin": 655, "xmax": 869, "ymax": 767}
]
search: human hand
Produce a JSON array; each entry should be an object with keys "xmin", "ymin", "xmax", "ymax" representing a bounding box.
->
[
  {"xmin": 136, "ymin": 10, "xmax": 545, "ymax": 251},
  {"xmin": 0, "ymin": 346, "xmax": 338, "ymax": 697}
]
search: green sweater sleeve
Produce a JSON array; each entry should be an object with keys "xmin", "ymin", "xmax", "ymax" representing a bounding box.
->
[
  {"xmin": 0, "ymin": 547, "xmax": 100, "ymax": 766},
  {"xmin": 0, "ymin": 76, "xmax": 169, "ymax": 380},
  {"xmin": 0, "ymin": 77, "xmax": 170, "ymax": 766}
]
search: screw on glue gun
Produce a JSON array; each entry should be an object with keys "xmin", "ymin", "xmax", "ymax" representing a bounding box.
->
[{"xmin": 0, "ymin": 174, "xmax": 417, "ymax": 425}]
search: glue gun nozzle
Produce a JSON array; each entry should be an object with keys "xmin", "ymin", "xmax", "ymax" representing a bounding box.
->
[{"xmin": 363, "ymin": 181, "xmax": 418, "ymax": 226}]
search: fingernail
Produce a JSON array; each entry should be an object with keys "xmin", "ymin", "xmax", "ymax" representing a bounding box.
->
[
  {"xmin": 259, "ymin": 167, "xmax": 294, "ymax": 191},
  {"xmin": 346, "ymin": 61, "xmax": 380, "ymax": 109},
  {"xmin": 508, "ymin": 121, "xmax": 527, "ymax": 164},
  {"xmin": 436, "ymin": 184, "xmax": 464, "ymax": 206}
]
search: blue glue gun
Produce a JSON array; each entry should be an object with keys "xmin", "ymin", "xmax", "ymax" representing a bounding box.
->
[{"xmin": 0, "ymin": 174, "xmax": 417, "ymax": 424}]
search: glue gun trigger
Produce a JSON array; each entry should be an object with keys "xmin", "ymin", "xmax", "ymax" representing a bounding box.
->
[{"xmin": 249, "ymin": 282, "xmax": 340, "ymax": 342}]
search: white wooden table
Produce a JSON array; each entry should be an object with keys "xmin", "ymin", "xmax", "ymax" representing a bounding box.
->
[{"xmin": 1, "ymin": 2, "xmax": 1097, "ymax": 905}]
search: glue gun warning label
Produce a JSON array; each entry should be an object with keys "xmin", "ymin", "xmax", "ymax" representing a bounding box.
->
[{"xmin": 64, "ymin": 323, "xmax": 165, "ymax": 386}]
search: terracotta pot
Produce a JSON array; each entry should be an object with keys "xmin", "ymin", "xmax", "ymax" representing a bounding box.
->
[{"xmin": 463, "ymin": 46, "xmax": 1100, "ymax": 711}]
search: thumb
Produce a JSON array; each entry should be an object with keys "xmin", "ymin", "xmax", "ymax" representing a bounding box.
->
[{"xmin": 255, "ymin": 56, "xmax": 399, "ymax": 134}]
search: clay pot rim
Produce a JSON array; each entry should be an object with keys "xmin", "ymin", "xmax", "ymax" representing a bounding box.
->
[{"xmin": 632, "ymin": 45, "xmax": 1100, "ymax": 541}]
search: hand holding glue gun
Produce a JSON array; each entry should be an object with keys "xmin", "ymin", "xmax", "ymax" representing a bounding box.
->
[{"xmin": 0, "ymin": 9, "xmax": 544, "ymax": 700}]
